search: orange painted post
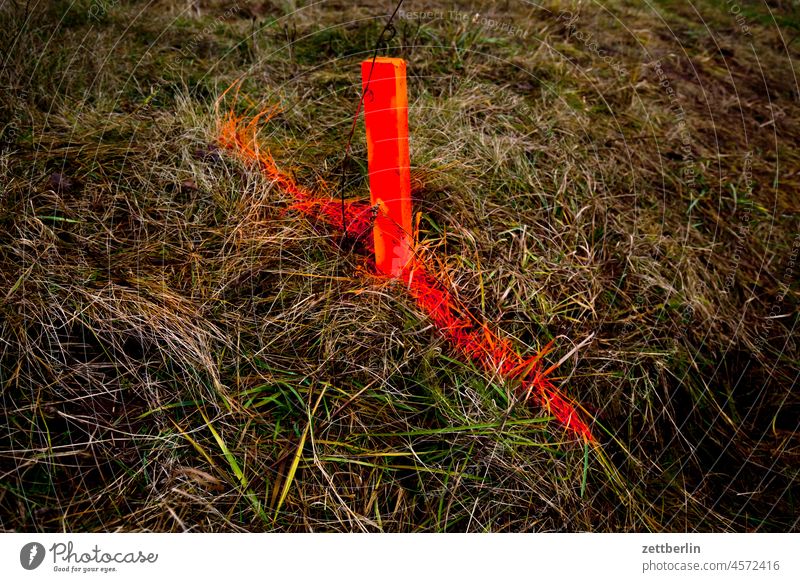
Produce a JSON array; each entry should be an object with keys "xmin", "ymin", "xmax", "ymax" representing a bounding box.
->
[{"xmin": 361, "ymin": 57, "xmax": 413, "ymax": 277}]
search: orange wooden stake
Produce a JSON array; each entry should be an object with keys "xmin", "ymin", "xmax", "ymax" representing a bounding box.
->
[{"xmin": 361, "ymin": 57, "xmax": 413, "ymax": 277}]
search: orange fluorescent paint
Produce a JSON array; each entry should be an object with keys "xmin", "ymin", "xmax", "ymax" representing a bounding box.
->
[
  {"xmin": 361, "ymin": 57, "xmax": 413, "ymax": 277},
  {"xmin": 217, "ymin": 98, "xmax": 595, "ymax": 444}
]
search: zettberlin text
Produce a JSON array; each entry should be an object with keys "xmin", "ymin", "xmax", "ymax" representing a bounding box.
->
[{"xmin": 642, "ymin": 543, "xmax": 701, "ymax": 554}]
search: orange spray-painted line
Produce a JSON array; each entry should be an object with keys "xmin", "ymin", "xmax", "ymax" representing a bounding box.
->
[
  {"xmin": 403, "ymin": 266, "xmax": 594, "ymax": 442},
  {"xmin": 361, "ymin": 57, "xmax": 414, "ymax": 277},
  {"xmin": 217, "ymin": 108, "xmax": 594, "ymax": 443}
]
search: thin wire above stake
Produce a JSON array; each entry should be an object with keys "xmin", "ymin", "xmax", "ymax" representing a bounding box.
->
[{"xmin": 361, "ymin": 57, "xmax": 413, "ymax": 278}]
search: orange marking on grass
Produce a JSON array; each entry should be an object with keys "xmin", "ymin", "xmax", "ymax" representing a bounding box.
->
[{"xmin": 216, "ymin": 105, "xmax": 594, "ymax": 443}]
